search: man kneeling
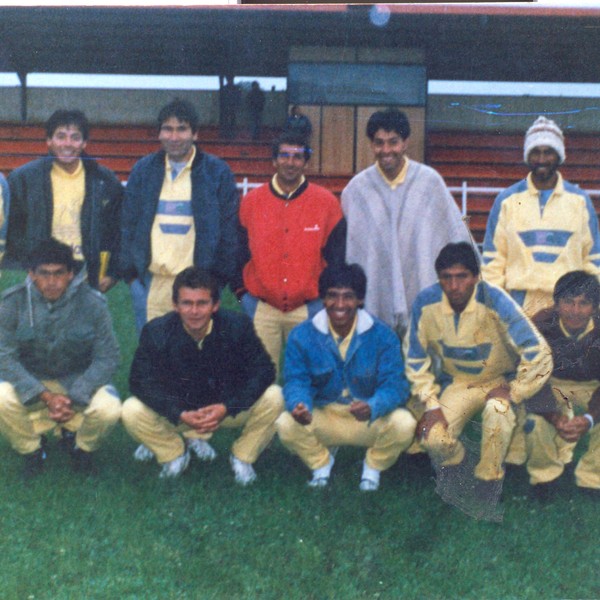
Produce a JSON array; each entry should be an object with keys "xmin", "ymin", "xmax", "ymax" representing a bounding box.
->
[
  {"xmin": 122, "ymin": 267, "xmax": 283, "ymax": 483},
  {"xmin": 276, "ymin": 263, "xmax": 416, "ymax": 491},
  {"xmin": 0, "ymin": 239, "xmax": 121, "ymax": 476}
]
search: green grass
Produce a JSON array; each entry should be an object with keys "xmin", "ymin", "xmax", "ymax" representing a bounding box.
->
[{"xmin": 1, "ymin": 271, "xmax": 599, "ymax": 599}]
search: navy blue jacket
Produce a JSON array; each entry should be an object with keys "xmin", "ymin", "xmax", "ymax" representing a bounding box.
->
[{"xmin": 120, "ymin": 148, "xmax": 239, "ymax": 288}]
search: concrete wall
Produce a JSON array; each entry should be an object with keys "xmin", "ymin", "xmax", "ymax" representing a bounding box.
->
[
  {"xmin": 0, "ymin": 87, "xmax": 288, "ymax": 128},
  {"xmin": 427, "ymin": 94, "xmax": 600, "ymax": 133}
]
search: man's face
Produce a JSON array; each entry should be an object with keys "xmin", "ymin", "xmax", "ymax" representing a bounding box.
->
[
  {"xmin": 29, "ymin": 263, "xmax": 74, "ymax": 302},
  {"xmin": 527, "ymin": 145, "xmax": 560, "ymax": 188},
  {"xmin": 438, "ymin": 264, "xmax": 478, "ymax": 313},
  {"xmin": 370, "ymin": 128, "xmax": 409, "ymax": 180},
  {"xmin": 273, "ymin": 143, "xmax": 307, "ymax": 190},
  {"xmin": 159, "ymin": 117, "xmax": 197, "ymax": 163},
  {"xmin": 557, "ymin": 294, "xmax": 596, "ymax": 336},
  {"xmin": 47, "ymin": 124, "xmax": 87, "ymax": 173},
  {"xmin": 323, "ymin": 287, "xmax": 361, "ymax": 336},
  {"xmin": 174, "ymin": 286, "xmax": 219, "ymax": 339}
]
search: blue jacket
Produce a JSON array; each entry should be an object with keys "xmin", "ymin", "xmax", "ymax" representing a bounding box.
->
[
  {"xmin": 120, "ymin": 148, "xmax": 239, "ymax": 288},
  {"xmin": 283, "ymin": 308, "xmax": 409, "ymax": 421}
]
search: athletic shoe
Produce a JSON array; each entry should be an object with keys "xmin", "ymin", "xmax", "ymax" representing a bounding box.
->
[
  {"xmin": 230, "ymin": 454, "xmax": 257, "ymax": 486},
  {"xmin": 308, "ymin": 453, "xmax": 335, "ymax": 488},
  {"xmin": 133, "ymin": 444, "xmax": 155, "ymax": 462},
  {"xmin": 359, "ymin": 460, "xmax": 381, "ymax": 492},
  {"xmin": 59, "ymin": 428, "xmax": 76, "ymax": 454},
  {"xmin": 187, "ymin": 438, "xmax": 217, "ymax": 462},
  {"xmin": 159, "ymin": 451, "xmax": 190, "ymax": 479}
]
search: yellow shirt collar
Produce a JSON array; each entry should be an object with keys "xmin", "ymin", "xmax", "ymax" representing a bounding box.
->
[
  {"xmin": 559, "ymin": 316, "xmax": 594, "ymax": 341},
  {"xmin": 184, "ymin": 317, "xmax": 213, "ymax": 350},
  {"xmin": 441, "ymin": 282, "xmax": 479, "ymax": 316},
  {"xmin": 271, "ymin": 174, "xmax": 306, "ymax": 198},
  {"xmin": 52, "ymin": 159, "xmax": 83, "ymax": 178},
  {"xmin": 376, "ymin": 157, "xmax": 409, "ymax": 190},
  {"xmin": 328, "ymin": 314, "xmax": 358, "ymax": 361},
  {"xmin": 165, "ymin": 145, "xmax": 196, "ymax": 177}
]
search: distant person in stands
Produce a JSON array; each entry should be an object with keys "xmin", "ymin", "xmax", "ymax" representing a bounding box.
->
[
  {"xmin": 246, "ymin": 81, "xmax": 266, "ymax": 140},
  {"xmin": 0, "ymin": 174, "xmax": 9, "ymax": 265},
  {"xmin": 482, "ymin": 116, "xmax": 600, "ymax": 466},
  {"xmin": 5, "ymin": 109, "xmax": 122, "ymax": 292},
  {"xmin": 483, "ymin": 116, "xmax": 600, "ymax": 317},
  {"xmin": 120, "ymin": 98, "xmax": 239, "ymax": 334},
  {"xmin": 342, "ymin": 108, "xmax": 472, "ymax": 338},
  {"xmin": 283, "ymin": 105, "xmax": 312, "ymax": 142},
  {"xmin": 219, "ymin": 75, "xmax": 242, "ymax": 139},
  {"xmin": 234, "ymin": 131, "xmax": 345, "ymax": 376}
]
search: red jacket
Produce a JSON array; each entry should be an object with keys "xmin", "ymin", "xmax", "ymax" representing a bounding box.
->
[{"xmin": 239, "ymin": 180, "xmax": 345, "ymax": 312}]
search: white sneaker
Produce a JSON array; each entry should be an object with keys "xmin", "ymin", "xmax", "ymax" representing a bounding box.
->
[
  {"xmin": 359, "ymin": 460, "xmax": 380, "ymax": 492},
  {"xmin": 308, "ymin": 453, "xmax": 335, "ymax": 488},
  {"xmin": 187, "ymin": 438, "xmax": 217, "ymax": 462},
  {"xmin": 230, "ymin": 454, "xmax": 257, "ymax": 486},
  {"xmin": 159, "ymin": 451, "xmax": 190, "ymax": 479},
  {"xmin": 133, "ymin": 444, "xmax": 154, "ymax": 462}
]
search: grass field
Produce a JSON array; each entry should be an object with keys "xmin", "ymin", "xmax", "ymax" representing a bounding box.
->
[{"xmin": 1, "ymin": 271, "xmax": 599, "ymax": 600}]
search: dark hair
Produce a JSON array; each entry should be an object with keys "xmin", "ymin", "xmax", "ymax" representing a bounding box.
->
[
  {"xmin": 158, "ymin": 98, "xmax": 199, "ymax": 133},
  {"xmin": 172, "ymin": 267, "xmax": 220, "ymax": 304},
  {"xmin": 435, "ymin": 242, "xmax": 480, "ymax": 276},
  {"xmin": 272, "ymin": 131, "xmax": 312, "ymax": 161},
  {"xmin": 553, "ymin": 270, "xmax": 600, "ymax": 307},
  {"xmin": 318, "ymin": 263, "xmax": 367, "ymax": 301},
  {"xmin": 45, "ymin": 109, "xmax": 90, "ymax": 141},
  {"xmin": 28, "ymin": 238, "xmax": 75, "ymax": 272},
  {"xmin": 366, "ymin": 108, "xmax": 410, "ymax": 141}
]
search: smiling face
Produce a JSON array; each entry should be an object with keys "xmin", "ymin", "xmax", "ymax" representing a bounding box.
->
[
  {"xmin": 174, "ymin": 286, "xmax": 219, "ymax": 341},
  {"xmin": 527, "ymin": 145, "xmax": 560, "ymax": 190},
  {"xmin": 323, "ymin": 287, "xmax": 361, "ymax": 338},
  {"xmin": 557, "ymin": 294, "xmax": 596, "ymax": 337},
  {"xmin": 159, "ymin": 116, "xmax": 197, "ymax": 163},
  {"xmin": 370, "ymin": 128, "xmax": 409, "ymax": 180},
  {"xmin": 47, "ymin": 124, "xmax": 87, "ymax": 174},
  {"xmin": 29, "ymin": 263, "xmax": 74, "ymax": 302},
  {"xmin": 438, "ymin": 264, "xmax": 478, "ymax": 314}
]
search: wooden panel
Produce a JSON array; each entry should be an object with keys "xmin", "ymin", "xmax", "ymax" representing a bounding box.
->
[
  {"xmin": 320, "ymin": 106, "xmax": 354, "ymax": 175},
  {"xmin": 355, "ymin": 106, "xmax": 425, "ymax": 174}
]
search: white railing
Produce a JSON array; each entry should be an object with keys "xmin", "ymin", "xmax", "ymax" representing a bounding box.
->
[{"xmin": 237, "ymin": 177, "xmax": 600, "ymax": 218}]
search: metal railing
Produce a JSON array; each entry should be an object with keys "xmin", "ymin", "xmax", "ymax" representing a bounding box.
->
[{"xmin": 237, "ymin": 177, "xmax": 600, "ymax": 218}]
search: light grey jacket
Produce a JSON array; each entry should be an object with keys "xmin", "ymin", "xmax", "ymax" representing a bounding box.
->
[{"xmin": 0, "ymin": 272, "xmax": 119, "ymax": 405}]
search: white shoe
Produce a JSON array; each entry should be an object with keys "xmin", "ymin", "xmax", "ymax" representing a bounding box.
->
[
  {"xmin": 133, "ymin": 444, "xmax": 154, "ymax": 462},
  {"xmin": 159, "ymin": 451, "xmax": 190, "ymax": 479},
  {"xmin": 187, "ymin": 438, "xmax": 217, "ymax": 462},
  {"xmin": 308, "ymin": 453, "xmax": 335, "ymax": 488},
  {"xmin": 359, "ymin": 460, "xmax": 380, "ymax": 492},
  {"xmin": 230, "ymin": 454, "xmax": 257, "ymax": 486}
]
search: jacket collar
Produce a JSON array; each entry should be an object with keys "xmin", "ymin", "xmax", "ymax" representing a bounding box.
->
[
  {"xmin": 312, "ymin": 307, "xmax": 374, "ymax": 336},
  {"xmin": 526, "ymin": 171, "xmax": 564, "ymax": 196}
]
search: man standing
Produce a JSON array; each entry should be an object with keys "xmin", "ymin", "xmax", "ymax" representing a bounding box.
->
[
  {"xmin": 283, "ymin": 105, "xmax": 312, "ymax": 142},
  {"xmin": 482, "ymin": 116, "xmax": 600, "ymax": 317},
  {"xmin": 276, "ymin": 263, "xmax": 416, "ymax": 491},
  {"xmin": 6, "ymin": 109, "xmax": 122, "ymax": 291},
  {"xmin": 404, "ymin": 243, "xmax": 551, "ymax": 497},
  {"xmin": 526, "ymin": 271, "xmax": 600, "ymax": 499},
  {"xmin": 342, "ymin": 108, "xmax": 471, "ymax": 338},
  {"xmin": 121, "ymin": 267, "xmax": 283, "ymax": 483},
  {"xmin": 0, "ymin": 239, "xmax": 121, "ymax": 476},
  {"xmin": 246, "ymin": 81, "xmax": 265, "ymax": 141},
  {"xmin": 120, "ymin": 98, "xmax": 239, "ymax": 334},
  {"xmin": 236, "ymin": 132, "xmax": 345, "ymax": 374}
]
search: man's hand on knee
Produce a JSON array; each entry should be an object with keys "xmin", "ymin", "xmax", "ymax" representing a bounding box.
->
[
  {"xmin": 291, "ymin": 402, "xmax": 312, "ymax": 426},
  {"xmin": 416, "ymin": 408, "xmax": 448, "ymax": 440},
  {"xmin": 556, "ymin": 415, "xmax": 590, "ymax": 443},
  {"xmin": 485, "ymin": 384, "xmax": 512, "ymax": 403}
]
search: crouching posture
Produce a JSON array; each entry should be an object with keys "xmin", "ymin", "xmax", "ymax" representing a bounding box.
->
[
  {"xmin": 276, "ymin": 263, "xmax": 416, "ymax": 491},
  {"xmin": 0, "ymin": 239, "xmax": 121, "ymax": 476},
  {"xmin": 405, "ymin": 243, "xmax": 552, "ymax": 487},
  {"xmin": 122, "ymin": 267, "xmax": 283, "ymax": 484},
  {"xmin": 526, "ymin": 271, "xmax": 600, "ymax": 499}
]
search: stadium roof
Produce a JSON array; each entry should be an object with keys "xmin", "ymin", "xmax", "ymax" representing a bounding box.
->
[{"xmin": 1, "ymin": 5, "xmax": 599, "ymax": 83}]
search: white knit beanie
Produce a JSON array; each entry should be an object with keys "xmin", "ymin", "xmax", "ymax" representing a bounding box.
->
[{"xmin": 523, "ymin": 116, "xmax": 565, "ymax": 164}]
